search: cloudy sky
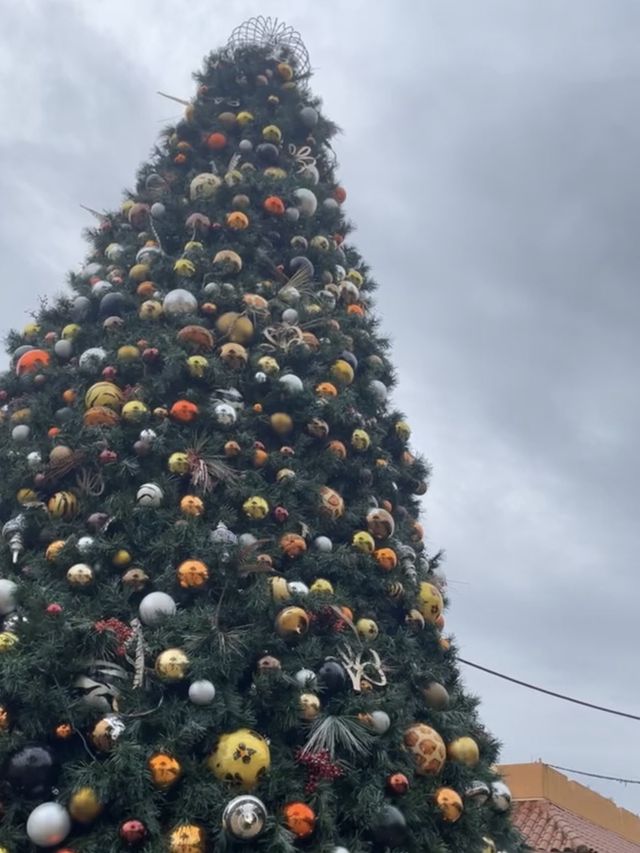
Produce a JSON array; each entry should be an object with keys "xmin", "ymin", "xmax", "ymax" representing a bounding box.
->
[{"xmin": 2, "ymin": 0, "xmax": 640, "ymax": 813}]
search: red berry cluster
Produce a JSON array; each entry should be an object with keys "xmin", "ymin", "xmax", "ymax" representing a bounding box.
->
[
  {"xmin": 94, "ymin": 618, "xmax": 133, "ymax": 656},
  {"xmin": 311, "ymin": 606, "xmax": 348, "ymax": 634},
  {"xmin": 295, "ymin": 748, "xmax": 344, "ymax": 794}
]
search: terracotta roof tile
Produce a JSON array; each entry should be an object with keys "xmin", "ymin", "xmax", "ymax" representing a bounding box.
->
[{"xmin": 513, "ymin": 800, "xmax": 640, "ymax": 853}]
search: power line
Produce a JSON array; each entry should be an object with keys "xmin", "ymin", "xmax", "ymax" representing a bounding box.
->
[
  {"xmin": 547, "ymin": 764, "xmax": 640, "ymax": 786},
  {"xmin": 457, "ymin": 658, "xmax": 640, "ymax": 721}
]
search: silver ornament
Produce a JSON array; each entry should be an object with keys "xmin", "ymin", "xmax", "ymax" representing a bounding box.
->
[
  {"xmin": 238, "ymin": 139, "xmax": 253, "ymax": 153},
  {"xmin": 0, "ymin": 579, "xmax": 18, "ymax": 615},
  {"xmin": 369, "ymin": 710, "xmax": 391, "ymax": 734},
  {"xmin": 294, "ymin": 668, "xmax": 317, "ymax": 688},
  {"xmin": 70, "ymin": 295, "xmax": 91, "ymax": 322},
  {"xmin": 91, "ymin": 280, "xmax": 112, "ymax": 298},
  {"xmin": 369, "ymin": 379, "xmax": 388, "ymax": 403},
  {"xmin": 254, "ymin": 371, "xmax": 267, "ymax": 383},
  {"xmin": 150, "ymin": 202, "xmax": 166, "ymax": 218},
  {"xmin": 210, "ymin": 522, "xmax": 238, "ymax": 547},
  {"xmin": 76, "ymin": 535, "xmax": 96, "ymax": 555},
  {"xmin": 491, "ymin": 781, "xmax": 512, "ymax": 812},
  {"xmin": 302, "ymin": 164, "xmax": 320, "ymax": 184},
  {"xmin": 223, "ymin": 794, "xmax": 268, "ymax": 841},
  {"xmin": 79, "ymin": 347, "xmax": 107, "ymax": 374},
  {"xmin": 465, "ymin": 780, "xmax": 491, "ymax": 805},
  {"xmin": 27, "ymin": 451, "xmax": 42, "ymax": 470},
  {"xmin": 287, "ymin": 581, "xmax": 309, "ymax": 596},
  {"xmin": 163, "ymin": 288, "xmax": 198, "ymax": 318},
  {"xmin": 279, "ymin": 374, "xmax": 303, "ymax": 393},
  {"xmin": 281, "ymin": 308, "xmax": 299, "ymax": 325},
  {"xmin": 26, "ymin": 802, "xmax": 71, "ymax": 847},
  {"xmin": 188, "ymin": 679, "xmax": 216, "ymax": 705},
  {"xmin": 139, "ymin": 591, "xmax": 177, "ymax": 625},
  {"xmin": 105, "ymin": 242, "xmax": 125, "ymax": 262},
  {"xmin": 285, "ymin": 206, "xmax": 300, "ymax": 222},
  {"xmin": 11, "ymin": 424, "xmax": 30, "ymax": 442},
  {"xmin": 81, "ymin": 261, "xmax": 102, "ymax": 280},
  {"xmin": 212, "ymin": 402, "xmax": 237, "ymax": 426},
  {"xmin": 54, "ymin": 339, "xmax": 73, "ymax": 360},
  {"xmin": 294, "ymin": 187, "xmax": 318, "ymax": 217},
  {"xmin": 238, "ymin": 533, "xmax": 257, "ymax": 548},
  {"xmin": 313, "ymin": 536, "xmax": 333, "ymax": 552},
  {"xmin": 136, "ymin": 245, "xmax": 162, "ymax": 264},
  {"xmin": 323, "ymin": 197, "xmax": 340, "ymax": 212},
  {"xmin": 299, "ymin": 106, "xmax": 319, "ymax": 128},
  {"xmin": 136, "ymin": 482, "xmax": 164, "ymax": 507}
]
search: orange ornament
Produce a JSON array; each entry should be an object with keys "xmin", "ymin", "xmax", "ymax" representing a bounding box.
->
[
  {"xmin": 16, "ymin": 349, "xmax": 50, "ymax": 375},
  {"xmin": 170, "ymin": 400, "xmax": 199, "ymax": 423},
  {"xmin": 327, "ymin": 440, "xmax": 347, "ymax": 459},
  {"xmin": 283, "ymin": 802, "xmax": 315, "ymax": 839},
  {"xmin": 55, "ymin": 722, "xmax": 73, "ymax": 739},
  {"xmin": 83, "ymin": 406, "xmax": 120, "ymax": 427},
  {"xmin": 137, "ymin": 281, "xmax": 156, "ymax": 297},
  {"xmin": 224, "ymin": 440, "xmax": 241, "ymax": 457},
  {"xmin": 206, "ymin": 131, "xmax": 227, "ymax": 150},
  {"xmin": 333, "ymin": 186, "xmax": 347, "ymax": 203},
  {"xmin": 177, "ymin": 325, "xmax": 215, "ymax": 351},
  {"xmin": 252, "ymin": 403, "xmax": 263, "ymax": 413},
  {"xmin": 263, "ymin": 195, "xmax": 285, "ymax": 215},
  {"xmin": 174, "ymin": 153, "xmax": 188, "ymax": 165},
  {"xmin": 180, "ymin": 495, "xmax": 204, "ymax": 517},
  {"xmin": 315, "ymin": 382, "xmax": 338, "ymax": 398},
  {"xmin": 62, "ymin": 389, "xmax": 77, "ymax": 404},
  {"xmin": 280, "ymin": 533, "xmax": 307, "ymax": 558},
  {"xmin": 347, "ymin": 304, "xmax": 365, "ymax": 316},
  {"xmin": 226, "ymin": 211, "xmax": 249, "ymax": 230},
  {"xmin": 148, "ymin": 752, "xmax": 183, "ymax": 789},
  {"xmin": 374, "ymin": 548, "xmax": 398, "ymax": 572},
  {"xmin": 339, "ymin": 605, "xmax": 354, "ymax": 623},
  {"xmin": 253, "ymin": 448, "xmax": 268, "ymax": 467},
  {"xmin": 176, "ymin": 559, "xmax": 209, "ymax": 589}
]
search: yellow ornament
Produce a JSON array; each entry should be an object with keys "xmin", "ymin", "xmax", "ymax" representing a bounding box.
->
[
  {"xmin": 403, "ymin": 723, "xmax": 446, "ymax": 775},
  {"xmin": 447, "ymin": 736, "xmax": 480, "ymax": 767},
  {"xmin": 168, "ymin": 452, "xmax": 190, "ymax": 475},
  {"xmin": 139, "ymin": 300, "xmax": 163, "ymax": 320},
  {"xmin": 45, "ymin": 540, "xmax": 66, "ymax": 561},
  {"xmin": 352, "ymin": 530, "xmax": 375, "ymax": 553},
  {"xmin": 207, "ymin": 728, "xmax": 271, "ymax": 790},
  {"xmin": 268, "ymin": 576, "xmax": 290, "ymax": 603},
  {"xmin": 482, "ymin": 838, "xmax": 497, "ymax": 853},
  {"xmin": 434, "ymin": 787, "xmax": 463, "ymax": 822},
  {"xmin": 174, "ymin": 258, "xmax": 197, "ymax": 277},
  {"xmin": 329, "ymin": 360, "xmax": 354, "ymax": 386},
  {"xmin": 395, "ymin": 420, "xmax": 411, "ymax": 440},
  {"xmin": 275, "ymin": 606, "xmax": 310, "ymax": 640},
  {"xmin": 129, "ymin": 262, "xmax": 150, "ymax": 281},
  {"xmin": 117, "ymin": 345, "xmax": 141, "ymax": 361},
  {"xmin": 122, "ymin": 400, "xmax": 149, "ymax": 422},
  {"xmin": 22, "ymin": 322, "xmax": 41, "ymax": 340},
  {"xmin": 310, "ymin": 578, "xmax": 334, "ymax": 595},
  {"xmin": 155, "ymin": 648, "xmax": 190, "ymax": 682},
  {"xmin": 351, "ymin": 429, "xmax": 371, "ymax": 451},
  {"xmin": 418, "ymin": 582, "xmax": 444, "ymax": 624},
  {"xmin": 167, "ymin": 824, "xmax": 205, "ymax": 853},
  {"xmin": 224, "ymin": 169, "xmax": 243, "ymax": 187},
  {"xmin": 184, "ymin": 240, "xmax": 203, "ymax": 252},
  {"xmin": 0, "ymin": 632, "xmax": 18, "ymax": 652},
  {"xmin": 299, "ymin": 693, "xmax": 321, "ymax": 720},
  {"xmin": 270, "ymin": 412, "xmax": 293, "ymax": 436},
  {"xmin": 17, "ymin": 488, "xmax": 38, "ymax": 505},
  {"xmin": 85, "ymin": 381, "xmax": 124, "ymax": 411},
  {"xmin": 69, "ymin": 787, "xmax": 103, "ymax": 823},
  {"xmin": 10, "ymin": 408, "xmax": 31, "ymax": 424},
  {"xmin": 48, "ymin": 490, "xmax": 77, "ymax": 519},
  {"xmin": 148, "ymin": 752, "xmax": 183, "ymax": 789},
  {"xmin": 236, "ymin": 111, "xmax": 254, "ymax": 126},
  {"xmin": 277, "ymin": 62, "xmax": 293, "ymax": 81},
  {"xmin": 262, "ymin": 124, "xmax": 282, "ymax": 143},
  {"xmin": 347, "ymin": 268, "xmax": 364, "ymax": 287},
  {"xmin": 257, "ymin": 355, "xmax": 279, "ymax": 375},
  {"xmin": 62, "ymin": 323, "xmax": 81, "ymax": 340},
  {"xmin": 356, "ymin": 618, "xmax": 379, "ymax": 640},
  {"xmin": 263, "ymin": 166, "xmax": 287, "ymax": 180},
  {"xmin": 121, "ymin": 199, "xmax": 134, "ymax": 216},
  {"xmin": 187, "ymin": 355, "xmax": 209, "ymax": 378},
  {"xmin": 216, "ymin": 312, "xmax": 254, "ymax": 343},
  {"xmin": 242, "ymin": 496, "xmax": 269, "ymax": 519},
  {"xmin": 112, "ymin": 549, "xmax": 132, "ymax": 567}
]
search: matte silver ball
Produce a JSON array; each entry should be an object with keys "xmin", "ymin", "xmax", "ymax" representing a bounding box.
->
[
  {"xmin": 299, "ymin": 106, "xmax": 319, "ymax": 128},
  {"xmin": 314, "ymin": 536, "xmax": 333, "ymax": 552},
  {"xmin": 70, "ymin": 295, "xmax": 91, "ymax": 322},
  {"xmin": 138, "ymin": 591, "xmax": 177, "ymax": 625},
  {"xmin": 369, "ymin": 379, "xmax": 388, "ymax": 402},
  {"xmin": 302, "ymin": 164, "xmax": 320, "ymax": 185},
  {"xmin": 323, "ymin": 197, "xmax": 340, "ymax": 212},
  {"xmin": 0, "ymin": 579, "xmax": 18, "ymax": 615},
  {"xmin": 163, "ymin": 288, "xmax": 198, "ymax": 318},
  {"xmin": 91, "ymin": 280, "xmax": 112, "ymax": 298},
  {"xmin": 287, "ymin": 581, "xmax": 309, "ymax": 596},
  {"xmin": 81, "ymin": 262, "xmax": 103, "ymax": 280},
  {"xmin": 79, "ymin": 347, "xmax": 107, "ymax": 374},
  {"xmin": 369, "ymin": 710, "xmax": 391, "ymax": 734},
  {"xmin": 54, "ymin": 339, "xmax": 73, "ymax": 360},
  {"xmin": 27, "ymin": 450, "xmax": 42, "ymax": 469},
  {"xmin": 150, "ymin": 202, "xmax": 166, "ymax": 218},
  {"xmin": 239, "ymin": 139, "xmax": 253, "ymax": 153},
  {"xmin": 285, "ymin": 206, "xmax": 300, "ymax": 222},
  {"xmin": 294, "ymin": 668, "xmax": 317, "ymax": 688},
  {"xmin": 238, "ymin": 533, "xmax": 257, "ymax": 548},
  {"xmin": 281, "ymin": 308, "xmax": 299, "ymax": 325},
  {"xmin": 188, "ymin": 679, "xmax": 216, "ymax": 705},
  {"xmin": 26, "ymin": 802, "xmax": 71, "ymax": 847},
  {"xmin": 294, "ymin": 187, "xmax": 318, "ymax": 217},
  {"xmin": 11, "ymin": 424, "xmax": 30, "ymax": 442},
  {"xmin": 279, "ymin": 373, "xmax": 303, "ymax": 393}
]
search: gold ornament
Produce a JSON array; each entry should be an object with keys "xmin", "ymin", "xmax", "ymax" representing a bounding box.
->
[
  {"xmin": 275, "ymin": 606, "xmax": 310, "ymax": 640},
  {"xmin": 268, "ymin": 577, "xmax": 290, "ymax": 603},
  {"xmin": 356, "ymin": 618, "xmax": 379, "ymax": 640},
  {"xmin": 0, "ymin": 632, "xmax": 18, "ymax": 652},
  {"xmin": 112, "ymin": 549, "xmax": 132, "ymax": 567},
  {"xmin": 299, "ymin": 693, "xmax": 321, "ymax": 720},
  {"xmin": 403, "ymin": 723, "xmax": 446, "ymax": 775},
  {"xmin": 434, "ymin": 787, "xmax": 463, "ymax": 822},
  {"xmin": 236, "ymin": 111, "xmax": 254, "ymax": 126},
  {"xmin": 148, "ymin": 752, "xmax": 183, "ymax": 789},
  {"xmin": 187, "ymin": 355, "xmax": 209, "ymax": 378},
  {"xmin": 155, "ymin": 648, "xmax": 189, "ymax": 682},
  {"xmin": 0, "ymin": 705, "xmax": 9, "ymax": 729},
  {"xmin": 418, "ymin": 582, "xmax": 444, "ymax": 624},
  {"xmin": 207, "ymin": 728, "xmax": 271, "ymax": 790},
  {"xmin": 91, "ymin": 714, "xmax": 125, "ymax": 751},
  {"xmin": 482, "ymin": 838, "xmax": 497, "ymax": 853},
  {"xmin": 329, "ymin": 359, "xmax": 354, "ymax": 385},
  {"xmin": 447, "ymin": 736, "xmax": 480, "ymax": 767},
  {"xmin": 117, "ymin": 345, "xmax": 141, "ymax": 361},
  {"xmin": 270, "ymin": 412, "xmax": 293, "ymax": 435},
  {"xmin": 84, "ymin": 381, "xmax": 124, "ymax": 411},
  {"xmin": 395, "ymin": 420, "xmax": 411, "ymax": 440},
  {"xmin": 168, "ymin": 451, "xmax": 190, "ymax": 475},
  {"xmin": 167, "ymin": 824, "xmax": 205, "ymax": 853},
  {"xmin": 46, "ymin": 540, "xmax": 66, "ymax": 561},
  {"xmin": 69, "ymin": 787, "xmax": 103, "ymax": 823},
  {"xmin": 310, "ymin": 578, "xmax": 333, "ymax": 594},
  {"xmin": 48, "ymin": 490, "xmax": 78, "ymax": 519},
  {"xmin": 262, "ymin": 124, "xmax": 282, "ymax": 143},
  {"xmin": 242, "ymin": 496, "xmax": 269, "ymax": 519}
]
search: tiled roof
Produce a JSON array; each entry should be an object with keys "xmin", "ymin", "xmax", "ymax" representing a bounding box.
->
[{"xmin": 513, "ymin": 800, "xmax": 640, "ymax": 853}]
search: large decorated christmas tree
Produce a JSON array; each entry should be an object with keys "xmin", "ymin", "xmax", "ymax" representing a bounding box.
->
[{"xmin": 0, "ymin": 17, "xmax": 521, "ymax": 853}]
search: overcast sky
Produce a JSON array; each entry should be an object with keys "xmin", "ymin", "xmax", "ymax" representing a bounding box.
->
[{"xmin": 2, "ymin": 0, "xmax": 639, "ymax": 814}]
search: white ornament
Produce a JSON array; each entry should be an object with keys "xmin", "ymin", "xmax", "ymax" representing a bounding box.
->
[
  {"xmin": 139, "ymin": 591, "xmax": 177, "ymax": 626},
  {"xmin": 369, "ymin": 710, "xmax": 391, "ymax": 734},
  {"xmin": 285, "ymin": 206, "xmax": 300, "ymax": 222},
  {"xmin": 280, "ymin": 286, "xmax": 300, "ymax": 305},
  {"xmin": 77, "ymin": 536, "xmax": 96, "ymax": 555},
  {"xmin": 281, "ymin": 308, "xmax": 299, "ymax": 325},
  {"xmin": 0, "ymin": 579, "xmax": 18, "ymax": 615},
  {"xmin": 188, "ymin": 679, "xmax": 216, "ymax": 705},
  {"xmin": 163, "ymin": 289, "xmax": 198, "ymax": 318},
  {"xmin": 150, "ymin": 202, "xmax": 166, "ymax": 218},
  {"xmin": 294, "ymin": 668, "xmax": 317, "ymax": 688},
  {"xmin": 302, "ymin": 164, "xmax": 320, "ymax": 184},
  {"xmin": 54, "ymin": 339, "xmax": 73, "ymax": 360},
  {"xmin": 287, "ymin": 581, "xmax": 309, "ymax": 596},
  {"xmin": 255, "ymin": 371, "xmax": 267, "ymax": 383},
  {"xmin": 369, "ymin": 379, "xmax": 388, "ymax": 403},
  {"xmin": 27, "ymin": 451, "xmax": 42, "ymax": 470},
  {"xmin": 313, "ymin": 536, "xmax": 333, "ymax": 553},
  {"xmin": 491, "ymin": 781, "xmax": 512, "ymax": 812},
  {"xmin": 279, "ymin": 374, "xmax": 303, "ymax": 393},
  {"xmin": 238, "ymin": 533, "xmax": 257, "ymax": 548},
  {"xmin": 136, "ymin": 482, "xmax": 164, "ymax": 507},
  {"xmin": 91, "ymin": 280, "xmax": 112, "ymax": 298},
  {"xmin": 26, "ymin": 802, "xmax": 71, "ymax": 847},
  {"xmin": 11, "ymin": 425, "xmax": 30, "ymax": 442},
  {"xmin": 190, "ymin": 173, "xmax": 222, "ymax": 201},
  {"xmin": 105, "ymin": 243, "xmax": 125, "ymax": 262},
  {"xmin": 293, "ymin": 188, "xmax": 318, "ymax": 217},
  {"xmin": 139, "ymin": 428, "xmax": 157, "ymax": 444},
  {"xmin": 213, "ymin": 402, "xmax": 237, "ymax": 426},
  {"xmin": 79, "ymin": 347, "xmax": 107, "ymax": 374}
]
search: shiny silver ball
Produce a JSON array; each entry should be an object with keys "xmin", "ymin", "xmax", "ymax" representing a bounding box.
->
[
  {"xmin": 223, "ymin": 794, "xmax": 268, "ymax": 841},
  {"xmin": 213, "ymin": 402, "xmax": 237, "ymax": 426},
  {"xmin": 491, "ymin": 781, "xmax": 512, "ymax": 812},
  {"xmin": 254, "ymin": 371, "xmax": 267, "ymax": 383}
]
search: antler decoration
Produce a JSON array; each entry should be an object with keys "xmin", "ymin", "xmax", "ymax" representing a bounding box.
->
[
  {"xmin": 262, "ymin": 323, "xmax": 305, "ymax": 353},
  {"xmin": 338, "ymin": 644, "xmax": 387, "ymax": 692}
]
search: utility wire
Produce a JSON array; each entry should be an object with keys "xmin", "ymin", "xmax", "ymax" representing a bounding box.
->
[
  {"xmin": 547, "ymin": 764, "xmax": 640, "ymax": 786},
  {"xmin": 457, "ymin": 658, "xmax": 640, "ymax": 721}
]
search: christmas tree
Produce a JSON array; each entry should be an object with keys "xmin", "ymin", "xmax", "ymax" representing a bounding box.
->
[{"xmin": 0, "ymin": 17, "xmax": 521, "ymax": 853}]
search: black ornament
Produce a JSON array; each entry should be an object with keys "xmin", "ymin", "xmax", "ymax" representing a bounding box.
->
[
  {"xmin": 289, "ymin": 256, "xmax": 314, "ymax": 277},
  {"xmin": 99, "ymin": 292, "xmax": 128, "ymax": 318},
  {"xmin": 317, "ymin": 659, "xmax": 347, "ymax": 695},
  {"xmin": 370, "ymin": 804, "xmax": 407, "ymax": 849},
  {"xmin": 256, "ymin": 143, "xmax": 279, "ymax": 165},
  {"xmin": 6, "ymin": 745, "xmax": 57, "ymax": 796}
]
